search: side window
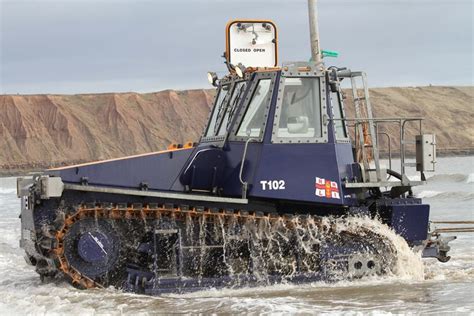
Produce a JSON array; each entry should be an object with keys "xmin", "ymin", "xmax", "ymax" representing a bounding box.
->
[
  {"xmin": 236, "ymin": 79, "xmax": 272, "ymax": 137},
  {"xmin": 205, "ymin": 85, "xmax": 230, "ymax": 137},
  {"xmin": 331, "ymin": 91, "xmax": 347, "ymax": 138},
  {"xmin": 216, "ymin": 81, "xmax": 246, "ymax": 136},
  {"xmin": 275, "ymin": 77, "xmax": 322, "ymax": 139}
]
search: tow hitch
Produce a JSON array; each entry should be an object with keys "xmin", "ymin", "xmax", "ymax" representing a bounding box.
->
[{"xmin": 422, "ymin": 221, "xmax": 474, "ymax": 262}]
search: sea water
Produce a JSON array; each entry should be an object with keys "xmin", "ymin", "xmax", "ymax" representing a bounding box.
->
[{"xmin": 0, "ymin": 156, "xmax": 472, "ymax": 314}]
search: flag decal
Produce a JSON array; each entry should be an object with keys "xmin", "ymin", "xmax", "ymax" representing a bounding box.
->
[{"xmin": 315, "ymin": 177, "xmax": 340, "ymax": 199}]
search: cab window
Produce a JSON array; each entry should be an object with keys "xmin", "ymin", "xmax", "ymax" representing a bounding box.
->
[
  {"xmin": 331, "ymin": 91, "xmax": 347, "ymax": 138},
  {"xmin": 216, "ymin": 81, "xmax": 246, "ymax": 136},
  {"xmin": 275, "ymin": 77, "xmax": 322, "ymax": 139},
  {"xmin": 236, "ymin": 79, "xmax": 272, "ymax": 137},
  {"xmin": 205, "ymin": 85, "xmax": 230, "ymax": 137}
]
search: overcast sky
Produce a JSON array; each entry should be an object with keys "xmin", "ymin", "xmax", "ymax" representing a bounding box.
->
[{"xmin": 1, "ymin": 0, "xmax": 473, "ymax": 94}]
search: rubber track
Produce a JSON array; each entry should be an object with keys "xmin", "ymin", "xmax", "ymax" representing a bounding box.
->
[{"xmin": 53, "ymin": 203, "xmax": 296, "ymax": 289}]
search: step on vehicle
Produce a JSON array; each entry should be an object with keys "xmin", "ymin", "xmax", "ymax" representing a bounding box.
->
[{"xmin": 17, "ymin": 0, "xmax": 459, "ymax": 295}]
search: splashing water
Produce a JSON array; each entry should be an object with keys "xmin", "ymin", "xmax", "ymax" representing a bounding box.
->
[
  {"xmin": 331, "ymin": 216, "xmax": 424, "ymax": 280},
  {"xmin": 143, "ymin": 211, "xmax": 423, "ymax": 287}
]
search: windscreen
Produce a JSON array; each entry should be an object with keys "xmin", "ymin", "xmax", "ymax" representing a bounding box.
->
[
  {"xmin": 205, "ymin": 85, "xmax": 230, "ymax": 137},
  {"xmin": 236, "ymin": 79, "xmax": 272, "ymax": 137},
  {"xmin": 275, "ymin": 77, "xmax": 322, "ymax": 139},
  {"xmin": 216, "ymin": 81, "xmax": 247, "ymax": 136}
]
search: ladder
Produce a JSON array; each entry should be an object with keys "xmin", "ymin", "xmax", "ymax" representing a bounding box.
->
[{"xmin": 349, "ymin": 72, "xmax": 382, "ymax": 183}]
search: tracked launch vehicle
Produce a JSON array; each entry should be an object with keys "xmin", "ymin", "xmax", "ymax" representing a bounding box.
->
[{"xmin": 17, "ymin": 0, "xmax": 454, "ymax": 295}]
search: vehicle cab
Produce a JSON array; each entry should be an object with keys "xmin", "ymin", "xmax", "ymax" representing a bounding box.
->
[
  {"xmin": 188, "ymin": 62, "xmax": 355, "ymax": 209},
  {"xmin": 180, "ymin": 19, "xmax": 435, "ymax": 222}
]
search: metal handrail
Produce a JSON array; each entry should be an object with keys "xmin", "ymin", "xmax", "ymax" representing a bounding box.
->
[
  {"xmin": 239, "ymin": 138, "xmax": 256, "ymax": 199},
  {"xmin": 431, "ymin": 221, "xmax": 474, "ymax": 234},
  {"xmin": 431, "ymin": 221, "xmax": 474, "ymax": 225},
  {"xmin": 332, "ymin": 117, "xmax": 424, "ymax": 122},
  {"xmin": 336, "ymin": 116, "xmax": 425, "ymax": 185},
  {"xmin": 432, "ymin": 228, "xmax": 474, "ymax": 233},
  {"xmin": 334, "ymin": 64, "xmax": 425, "ymax": 188},
  {"xmin": 377, "ymin": 132, "xmax": 392, "ymax": 177}
]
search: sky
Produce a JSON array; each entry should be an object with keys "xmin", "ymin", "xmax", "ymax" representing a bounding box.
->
[{"xmin": 1, "ymin": 0, "xmax": 473, "ymax": 94}]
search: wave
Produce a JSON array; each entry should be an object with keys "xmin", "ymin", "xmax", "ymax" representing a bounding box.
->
[
  {"xmin": 427, "ymin": 173, "xmax": 474, "ymax": 184},
  {"xmin": 467, "ymin": 173, "xmax": 474, "ymax": 184},
  {"xmin": 416, "ymin": 190, "xmax": 474, "ymax": 200},
  {"xmin": 416, "ymin": 190, "xmax": 443, "ymax": 198},
  {"xmin": 0, "ymin": 188, "xmax": 16, "ymax": 195}
]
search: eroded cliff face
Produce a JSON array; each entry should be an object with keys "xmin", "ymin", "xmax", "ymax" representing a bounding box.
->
[
  {"xmin": 0, "ymin": 90, "xmax": 214, "ymax": 172},
  {"xmin": 0, "ymin": 86, "xmax": 472, "ymax": 173}
]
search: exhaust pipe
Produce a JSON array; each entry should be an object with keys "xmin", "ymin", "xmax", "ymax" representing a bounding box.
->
[{"xmin": 308, "ymin": 0, "xmax": 322, "ymax": 63}]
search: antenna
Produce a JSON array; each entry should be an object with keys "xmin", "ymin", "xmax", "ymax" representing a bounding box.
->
[{"xmin": 308, "ymin": 0, "xmax": 322, "ymax": 63}]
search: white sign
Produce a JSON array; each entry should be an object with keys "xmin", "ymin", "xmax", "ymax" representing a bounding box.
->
[
  {"xmin": 226, "ymin": 20, "xmax": 278, "ymax": 68},
  {"xmin": 260, "ymin": 180, "xmax": 286, "ymax": 190}
]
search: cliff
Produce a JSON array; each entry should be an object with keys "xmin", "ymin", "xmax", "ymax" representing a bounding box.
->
[
  {"xmin": 0, "ymin": 86, "xmax": 472, "ymax": 174},
  {"xmin": 0, "ymin": 90, "xmax": 213, "ymax": 174}
]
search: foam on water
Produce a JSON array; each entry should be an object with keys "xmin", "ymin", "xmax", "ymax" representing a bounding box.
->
[
  {"xmin": 416, "ymin": 190, "xmax": 474, "ymax": 200},
  {"xmin": 416, "ymin": 190, "xmax": 443, "ymax": 199},
  {"xmin": 466, "ymin": 173, "xmax": 474, "ymax": 184},
  {"xmin": 427, "ymin": 173, "xmax": 474, "ymax": 184},
  {"xmin": 0, "ymin": 188, "xmax": 16, "ymax": 195}
]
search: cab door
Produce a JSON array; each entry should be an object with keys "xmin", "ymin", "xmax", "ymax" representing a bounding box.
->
[
  {"xmin": 177, "ymin": 78, "xmax": 246, "ymax": 192},
  {"xmin": 249, "ymin": 69, "xmax": 348, "ymax": 206},
  {"xmin": 221, "ymin": 71, "xmax": 279, "ymax": 197}
]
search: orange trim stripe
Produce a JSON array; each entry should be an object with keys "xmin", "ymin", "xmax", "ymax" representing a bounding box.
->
[{"xmin": 48, "ymin": 147, "xmax": 192, "ymax": 171}]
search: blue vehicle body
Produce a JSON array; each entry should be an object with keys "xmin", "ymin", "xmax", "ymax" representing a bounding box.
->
[
  {"xmin": 43, "ymin": 69, "xmax": 428, "ymax": 245},
  {"xmin": 48, "ymin": 148, "xmax": 195, "ymax": 192},
  {"xmin": 16, "ymin": 10, "xmax": 453, "ymax": 295}
]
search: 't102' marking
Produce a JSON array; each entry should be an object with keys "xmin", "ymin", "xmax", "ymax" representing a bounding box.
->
[{"xmin": 260, "ymin": 180, "xmax": 286, "ymax": 191}]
